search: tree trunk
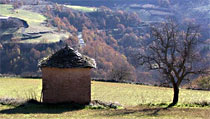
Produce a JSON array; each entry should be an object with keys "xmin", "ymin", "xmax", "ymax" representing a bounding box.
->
[{"xmin": 168, "ymin": 85, "xmax": 179, "ymax": 107}]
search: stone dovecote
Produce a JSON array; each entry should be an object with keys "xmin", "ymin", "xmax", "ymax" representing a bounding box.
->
[{"xmin": 39, "ymin": 45, "xmax": 96, "ymax": 104}]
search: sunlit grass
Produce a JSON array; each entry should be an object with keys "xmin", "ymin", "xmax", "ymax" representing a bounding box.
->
[
  {"xmin": 18, "ymin": 32, "xmax": 70, "ymax": 44},
  {"xmin": 92, "ymin": 81, "xmax": 210, "ymax": 106},
  {"xmin": 0, "ymin": 4, "xmax": 66, "ymax": 43},
  {"xmin": 0, "ymin": 77, "xmax": 210, "ymax": 119},
  {"xmin": 64, "ymin": 5, "xmax": 97, "ymax": 12},
  {"xmin": 0, "ymin": 78, "xmax": 210, "ymax": 106},
  {"xmin": 0, "ymin": 4, "xmax": 46, "ymax": 25},
  {"xmin": 0, "ymin": 78, "xmax": 42, "ymax": 99}
]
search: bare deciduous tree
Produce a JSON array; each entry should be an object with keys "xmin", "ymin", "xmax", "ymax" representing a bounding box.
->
[
  {"xmin": 137, "ymin": 21, "xmax": 209, "ymax": 107},
  {"xmin": 107, "ymin": 65, "xmax": 136, "ymax": 82}
]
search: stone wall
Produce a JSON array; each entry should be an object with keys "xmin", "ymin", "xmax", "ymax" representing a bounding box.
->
[{"xmin": 42, "ymin": 67, "xmax": 91, "ymax": 104}]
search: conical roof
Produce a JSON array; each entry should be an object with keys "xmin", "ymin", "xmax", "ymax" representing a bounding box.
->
[{"xmin": 38, "ymin": 45, "xmax": 96, "ymax": 68}]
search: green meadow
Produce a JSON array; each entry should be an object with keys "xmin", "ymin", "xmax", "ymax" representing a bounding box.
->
[
  {"xmin": 0, "ymin": 4, "xmax": 69, "ymax": 43},
  {"xmin": 0, "ymin": 78, "xmax": 210, "ymax": 106},
  {"xmin": 0, "ymin": 78, "xmax": 210, "ymax": 119},
  {"xmin": 0, "ymin": 4, "xmax": 46, "ymax": 24},
  {"xmin": 64, "ymin": 5, "xmax": 97, "ymax": 12}
]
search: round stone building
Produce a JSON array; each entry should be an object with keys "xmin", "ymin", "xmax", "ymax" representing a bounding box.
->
[{"xmin": 39, "ymin": 45, "xmax": 96, "ymax": 104}]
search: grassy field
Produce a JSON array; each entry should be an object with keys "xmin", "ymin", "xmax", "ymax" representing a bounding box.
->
[
  {"xmin": 64, "ymin": 5, "xmax": 97, "ymax": 12},
  {"xmin": 0, "ymin": 77, "xmax": 210, "ymax": 119},
  {"xmin": 18, "ymin": 32, "xmax": 69, "ymax": 44},
  {"xmin": 0, "ymin": 4, "xmax": 45, "ymax": 23},
  {"xmin": 0, "ymin": 78, "xmax": 210, "ymax": 106},
  {"xmin": 0, "ymin": 4, "xmax": 69, "ymax": 43},
  {"xmin": 0, "ymin": 4, "xmax": 46, "ymax": 27}
]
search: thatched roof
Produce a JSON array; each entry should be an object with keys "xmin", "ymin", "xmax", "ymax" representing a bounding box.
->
[{"xmin": 38, "ymin": 45, "xmax": 96, "ymax": 68}]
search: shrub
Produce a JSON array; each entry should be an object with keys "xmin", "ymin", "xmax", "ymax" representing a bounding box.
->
[{"xmin": 196, "ymin": 77, "xmax": 210, "ymax": 90}]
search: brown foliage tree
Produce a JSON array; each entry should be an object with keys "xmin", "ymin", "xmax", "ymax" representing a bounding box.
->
[{"xmin": 82, "ymin": 29, "xmax": 136, "ymax": 80}]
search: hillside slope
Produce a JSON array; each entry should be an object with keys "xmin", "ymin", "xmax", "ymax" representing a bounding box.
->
[{"xmin": 0, "ymin": 4, "xmax": 69, "ymax": 44}]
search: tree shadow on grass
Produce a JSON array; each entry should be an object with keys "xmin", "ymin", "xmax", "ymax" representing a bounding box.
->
[
  {"xmin": 0, "ymin": 100, "xmax": 85, "ymax": 114},
  {"xmin": 97, "ymin": 106, "xmax": 169, "ymax": 118}
]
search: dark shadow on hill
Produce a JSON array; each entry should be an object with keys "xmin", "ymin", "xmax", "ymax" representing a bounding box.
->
[{"xmin": 0, "ymin": 99, "xmax": 85, "ymax": 114}]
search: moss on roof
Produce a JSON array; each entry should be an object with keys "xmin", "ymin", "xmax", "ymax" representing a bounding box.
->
[{"xmin": 38, "ymin": 45, "xmax": 96, "ymax": 68}]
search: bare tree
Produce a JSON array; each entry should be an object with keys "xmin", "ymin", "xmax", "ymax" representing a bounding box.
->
[
  {"xmin": 107, "ymin": 65, "xmax": 136, "ymax": 82},
  {"xmin": 137, "ymin": 21, "xmax": 209, "ymax": 107}
]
